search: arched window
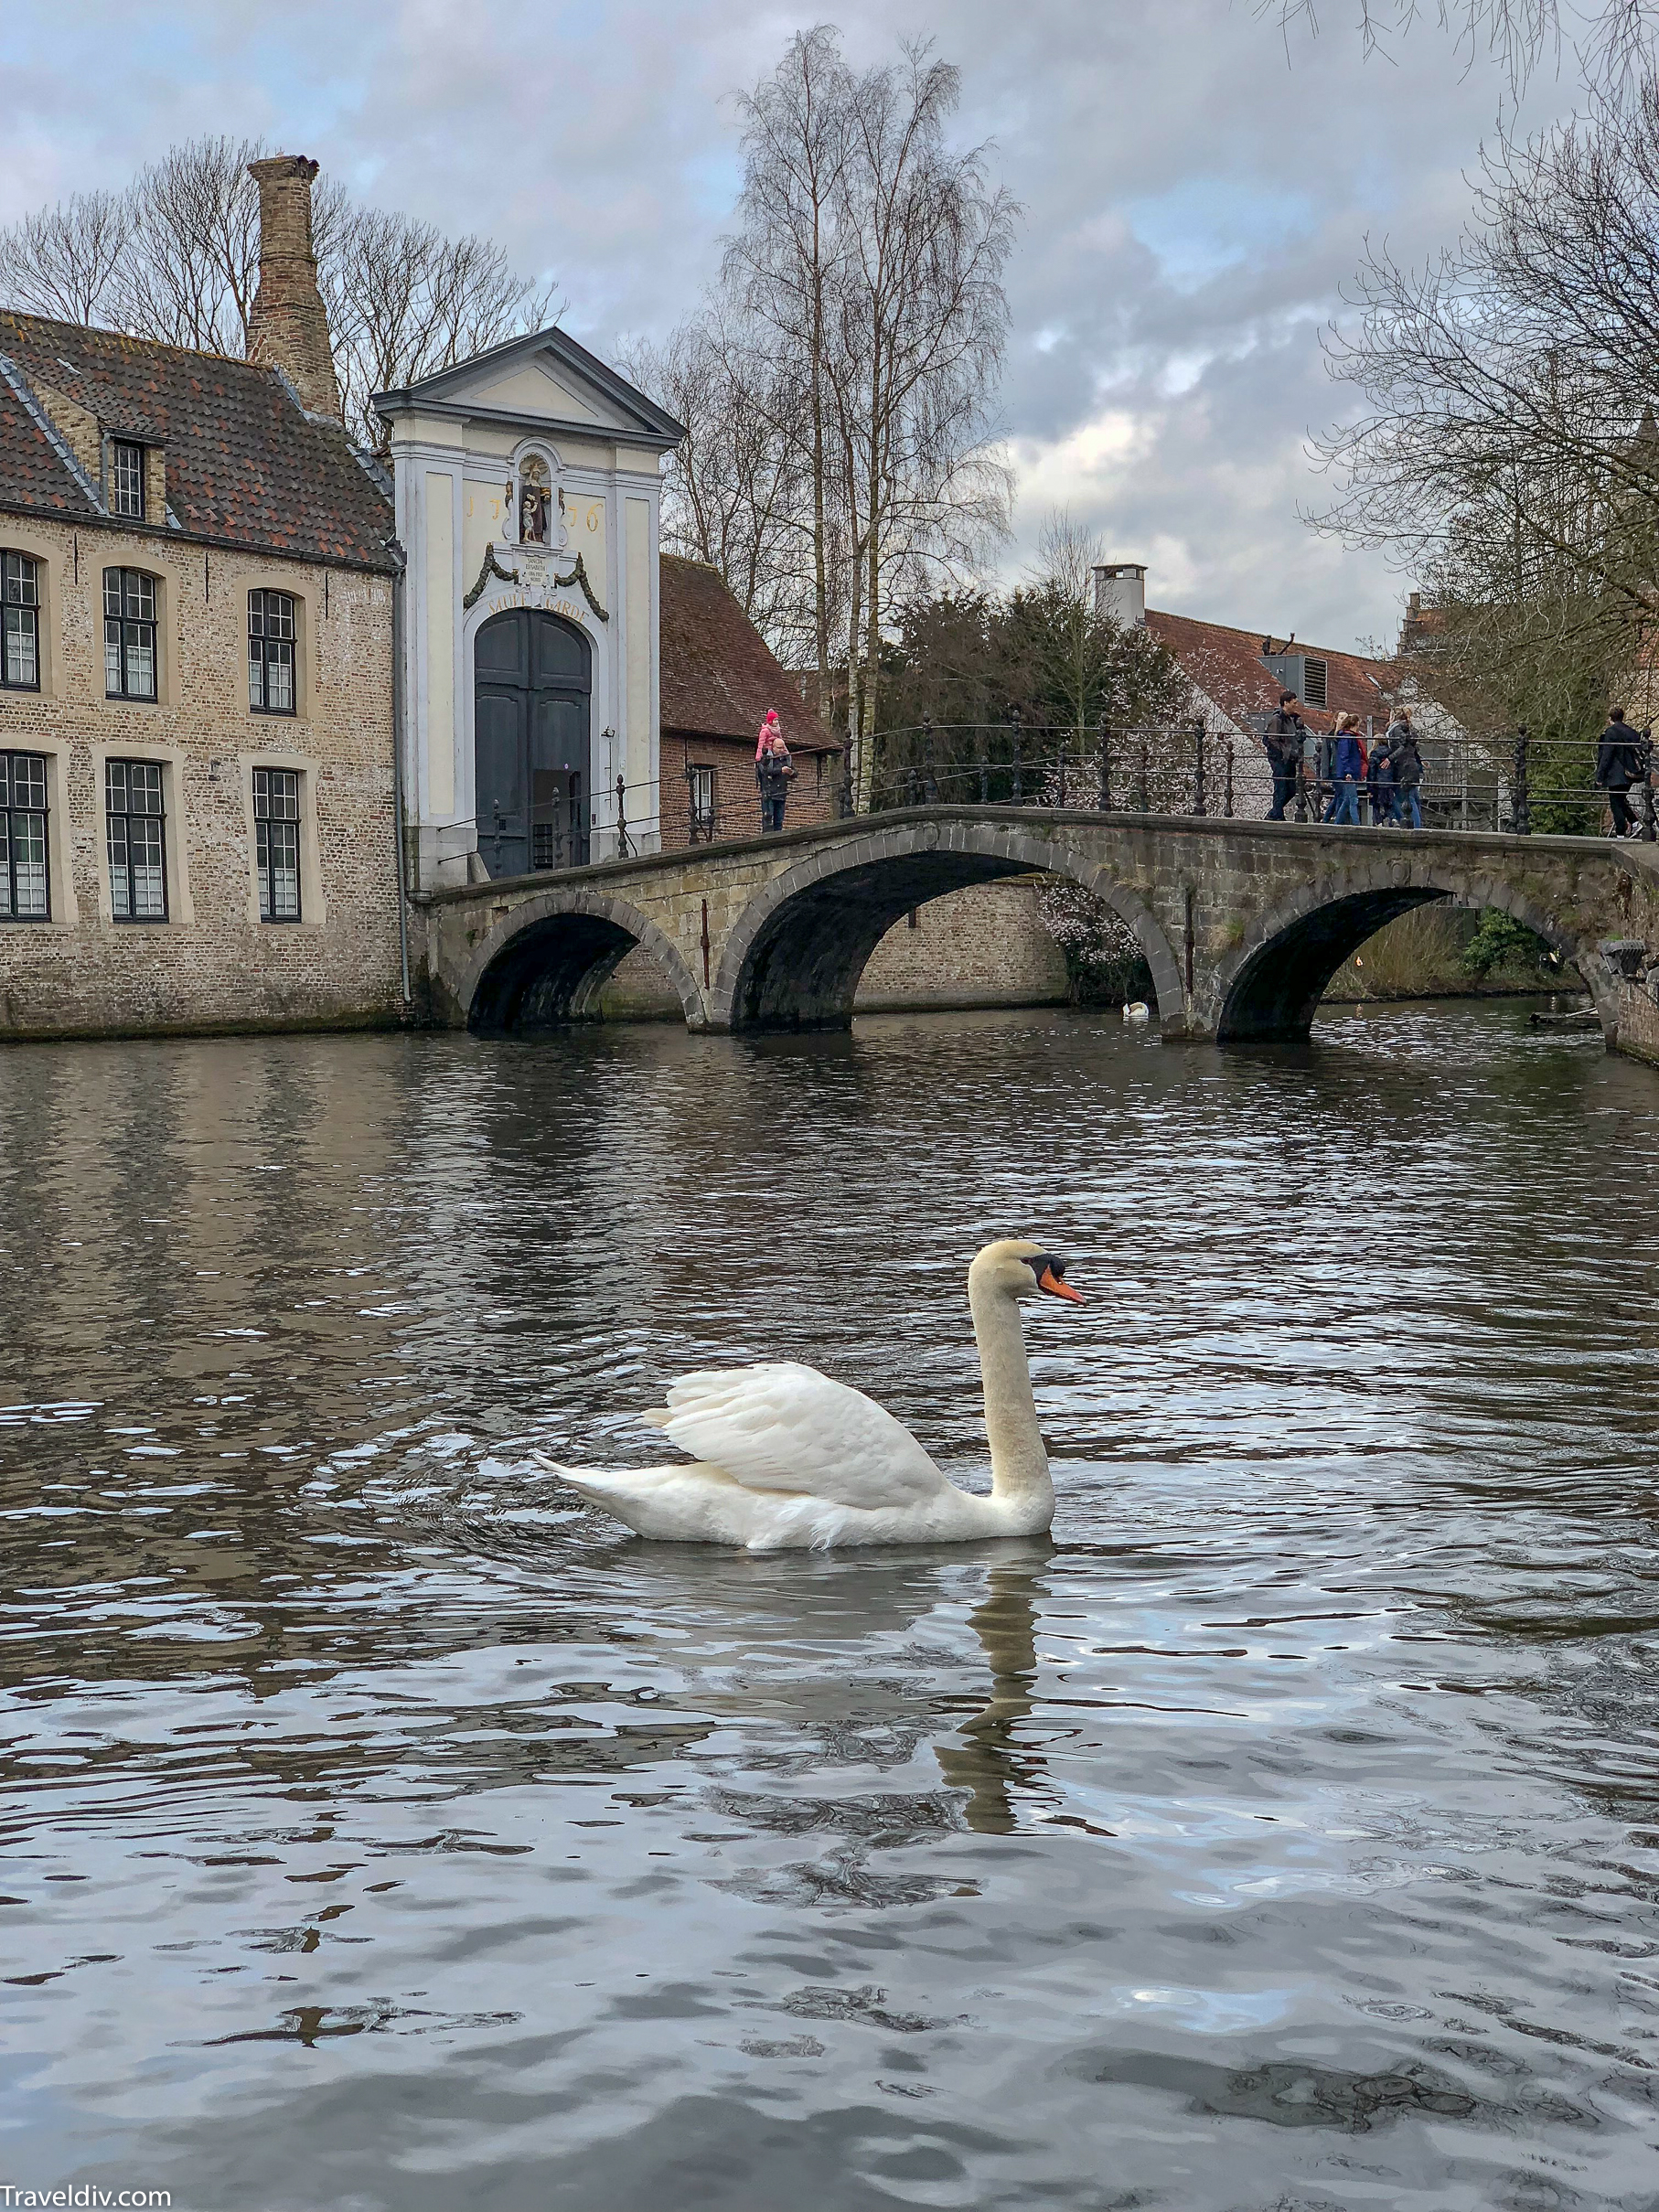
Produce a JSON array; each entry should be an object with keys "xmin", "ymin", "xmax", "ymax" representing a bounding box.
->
[
  {"xmin": 2, "ymin": 552, "xmax": 39, "ymax": 691},
  {"xmin": 103, "ymin": 568, "xmax": 156, "ymax": 700},
  {"xmin": 249, "ymin": 590, "xmax": 297, "ymax": 715}
]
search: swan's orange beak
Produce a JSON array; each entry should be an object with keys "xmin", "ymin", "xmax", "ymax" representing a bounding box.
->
[{"xmin": 1039, "ymin": 1266, "xmax": 1084, "ymax": 1303}]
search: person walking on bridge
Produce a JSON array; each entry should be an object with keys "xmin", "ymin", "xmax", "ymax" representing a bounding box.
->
[
  {"xmin": 755, "ymin": 711, "xmax": 796, "ymax": 834},
  {"xmin": 1597, "ymin": 707, "xmax": 1645, "ymax": 838},
  {"xmin": 1323, "ymin": 714, "xmax": 1365, "ymax": 826},
  {"xmin": 1264, "ymin": 693, "xmax": 1304, "ymax": 820},
  {"xmin": 1388, "ymin": 710, "xmax": 1424, "ymax": 829}
]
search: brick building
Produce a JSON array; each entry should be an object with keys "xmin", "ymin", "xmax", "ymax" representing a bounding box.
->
[
  {"xmin": 0, "ymin": 262, "xmax": 402, "ymax": 1038},
  {"xmin": 658, "ymin": 555, "xmax": 841, "ymax": 846}
]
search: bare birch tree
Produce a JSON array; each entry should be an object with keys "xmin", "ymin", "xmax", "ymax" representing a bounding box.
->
[
  {"xmin": 830, "ymin": 40, "xmax": 1017, "ymax": 785},
  {"xmin": 710, "ymin": 27, "xmax": 1015, "ymax": 790},
  {"xmin": 0, "ymin": 136, "xmax": 556, "ymax": 447},
  {"xmin": 726, "ymin": 27, "xmax": 857, "ymax": 726}
]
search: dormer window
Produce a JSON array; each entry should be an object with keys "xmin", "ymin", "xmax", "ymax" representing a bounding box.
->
[{"xmin": 110, "ymin": 440, "xmax": 145, "ymax": 520}]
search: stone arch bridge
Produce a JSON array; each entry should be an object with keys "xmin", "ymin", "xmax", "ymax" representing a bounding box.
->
[{"xmin": 414, "ymin": 805, "xmax": 1659, "ymax": 1064}]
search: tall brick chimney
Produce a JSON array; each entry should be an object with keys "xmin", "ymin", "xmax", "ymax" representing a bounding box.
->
[{"xmin": 246, "ymin": 155, "xmax": 341, "ymax": 421}]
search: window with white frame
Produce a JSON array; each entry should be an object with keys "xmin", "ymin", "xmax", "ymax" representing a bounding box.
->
[
  {"xmin": 252, "ymin": 767, "xmax": 301, "ymax": 922},
  {"xmin": 110, "ymin": 439, "xmax": 145, "ymax": 519},
  {"xmin": 249, "ymin": 590, "xmax": 297, "ymax": 715},
  {"xmin": 0, "ymin": 750, "xmax": 48, "ymax": 919},
  {"xmin": 2, "ymin": 553, "xmax": 39, "ymax": 691},
  {"xmin": 105, "ymin": 758, "xmax": 166, "ymax": 921},
  {"xmin": 103, "ymin": 569, "xmax": 157, "ymax": 700}
]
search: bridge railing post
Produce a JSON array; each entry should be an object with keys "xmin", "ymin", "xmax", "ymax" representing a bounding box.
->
[
  {"xmin": 1097, "ymin": 720, "xmax": 1112, "ymax": 811},
  {"xmin": 615, "ymin": 774, "xmax": 631, "ymax": 858},
  {"xmin": 1224, "ymin": 735, "xmax": 1235, "ymax": 818},
  {"xmin": 1010, "ymin": 705, "xmax": 1023, "ymax": 804},
  {"xmin": 1512, "ymin": 726, "xmax": 1531, "ymax": 836},
  {"xmin": 922, "ymin": 713, "xmax": 938, "ymax": 804},
  {"xmin": 1137, "ymin": 733, "xmax": 1150, "ymax": 813},
  {"xmin": 1193, "ymin": 719, "xmax": 1207, "ymax": 817},
  {"xmin": 1642, "ymin": 728, "xmax": 1657, "ymax": 842}
]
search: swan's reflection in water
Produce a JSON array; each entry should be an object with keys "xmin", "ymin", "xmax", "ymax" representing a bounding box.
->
[{"xmin": 934, "ymin": 1555, "xmax": 1053, "ymax": 1834}]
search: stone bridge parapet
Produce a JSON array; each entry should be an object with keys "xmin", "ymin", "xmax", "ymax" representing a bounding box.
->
[{"xmin": 412, "ymin": 805, "xmax": 1659, "ymax": 1065}]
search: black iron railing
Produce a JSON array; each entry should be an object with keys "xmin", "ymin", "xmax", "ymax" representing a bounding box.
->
[{"xmin": 455, "ymin": 721, "xmax": 1658, "ymax": 891}]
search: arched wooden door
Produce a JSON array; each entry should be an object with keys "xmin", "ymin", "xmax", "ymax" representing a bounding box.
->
[{"xmin": 474, "ymin": 610, "xmax": 592, "ymax": 878}]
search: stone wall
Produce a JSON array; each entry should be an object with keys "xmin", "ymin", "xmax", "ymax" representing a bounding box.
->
[
  {"xmin": 0, "ymin": 517, "xmax": 402, "ymax": 1038},
  {"xmin": 855, "ymin": 880, "xmax": 1068, "ymax": 1010},
  {"xmin": 595, "ymin": 876, "xmax": 1067, "ymax": 1020}
]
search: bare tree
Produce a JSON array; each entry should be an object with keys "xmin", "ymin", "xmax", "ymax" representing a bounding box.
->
[
  {"xmin": 727, "ymin": 27, "xmax": 858, "ymax": 726},
  {"xmin": 0, "ymin": 136, "xmax": 556, "ymax": 446},
  {"xmin": 1259, "ymin": 0, "xmax": 1658, "ymax": 95},
  {"xmin": 714, "ymin": 28, "xmax": 1015, "ymax": 785},
  {"xmin": 829, "ymin": 39, "xmax": 1017, "ymax": 784},
  {"xmin": 1315, "ymin": 83, "xmax": 1659, "ymax": 735},
  {"xmin": 324, "ymin": 208, "xmax": 559, "ymax": 445},
  {"xmin": 0, "ymin": 190, "xmax": 134, "ymax": 326},
  {"xmin": 623, "ymin": 314, "xmax": 815, "ymax": 656}
]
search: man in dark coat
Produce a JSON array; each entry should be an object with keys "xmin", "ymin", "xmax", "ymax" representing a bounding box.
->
[
  {"xmin": 1263, "ymin": 693, "xmax": 1304, "ymax": 820},
  {"xmin": 1596, "ymin": 708, "xmax": 1647, "ymax": 838}
]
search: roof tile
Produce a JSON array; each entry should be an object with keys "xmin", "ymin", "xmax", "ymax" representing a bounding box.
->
[
  {"xmin": 659, "ymin": 555, "xmax": 840, "ymax": 753},
  {"xmin": 1146, "ymin": 607, "xmax": 1395, "ymax": 733}
]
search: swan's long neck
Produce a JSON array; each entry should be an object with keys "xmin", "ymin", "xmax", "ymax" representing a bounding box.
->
[{"xmin": 968, "ymin": 1264, "xmax": 1051, "ymax": 1515}]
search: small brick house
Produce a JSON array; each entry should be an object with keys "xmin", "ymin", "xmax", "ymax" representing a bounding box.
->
[{"xmin": 658, "ymin": 555, "xmax": 841, "ymax": 847}]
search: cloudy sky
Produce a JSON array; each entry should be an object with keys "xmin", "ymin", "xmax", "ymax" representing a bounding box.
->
[{"xmin": 0, "ymin": 0, "xmax": 1582, "ymax": 650}]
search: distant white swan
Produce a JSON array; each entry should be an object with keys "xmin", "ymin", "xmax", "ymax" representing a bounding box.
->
[
  {"xmin": 1122, "ymin": 1000, "xmax": 1151, "ymax": 1022},
  {"xmin": 535, "ymin": 1239, "xmax": 1084, "ymax": 1550}
]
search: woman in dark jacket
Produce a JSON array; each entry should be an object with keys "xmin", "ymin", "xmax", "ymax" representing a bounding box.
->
[
  {"xmin": 1390, "ymin": 715, "xmax": 1424, "ymax": 829},
  {"xmin": 1368, "ymin": 732, "xmax": 1399, "ymax": 826}
]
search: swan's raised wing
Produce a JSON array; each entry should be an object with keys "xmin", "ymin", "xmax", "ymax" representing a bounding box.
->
[{"xmin": 646, "ymin": 1362, "xmax": 945, "ymax": 1509}]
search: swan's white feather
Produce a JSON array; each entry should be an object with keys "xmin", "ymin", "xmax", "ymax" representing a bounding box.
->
[{"xmin": 653, "ymin": 1361, "xmax": 945, "ymax": 1508}]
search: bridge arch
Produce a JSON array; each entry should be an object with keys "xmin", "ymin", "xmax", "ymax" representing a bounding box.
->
[
  {"xmin": 707, "ymin": 818, "xmax": 1183, "ymax": 1031},
  {"xmin": 456, "ymin": 886, "xmax": 703, "ymax": 1032},
  {"xmin": 1215, "ymin": 854, "xmax": 1616, "ymax": 1042}
]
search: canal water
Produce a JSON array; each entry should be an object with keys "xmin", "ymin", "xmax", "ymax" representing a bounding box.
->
[{"xmin": 4, "ymin": 1003, "xmax": 1658, "ymax": 2212}]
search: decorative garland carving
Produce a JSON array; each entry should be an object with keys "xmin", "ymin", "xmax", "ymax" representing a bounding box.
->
[{"xmin": 462, "ymin": 543, "xmax": 610, "ymax": 622}]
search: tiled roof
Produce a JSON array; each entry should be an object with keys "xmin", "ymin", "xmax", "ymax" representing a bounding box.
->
[
  {"xmin": 0, "ymin": 362, "xmax": 90, "ymax": 514},
  {"xmin": 1146, "ymin": 607, "xmax": 1395, "ymax": 734},
  {"xmin": 659, "ymin": 555, "xmax": 840, "ymax": 755},
  {"xmin": 0, "ymin": 312, "xmax": 395, "ymax": 572}
]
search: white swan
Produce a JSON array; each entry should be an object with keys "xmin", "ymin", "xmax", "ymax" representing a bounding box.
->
[{"xmin": 535, "ymin": 1239, "xmax": 1084, "ymax": 1550}]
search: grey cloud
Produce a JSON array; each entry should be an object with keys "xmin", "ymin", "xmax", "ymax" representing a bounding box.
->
[{"xmin": 0, "ymin": 0, "xmax": 1581, "ymax": 647}]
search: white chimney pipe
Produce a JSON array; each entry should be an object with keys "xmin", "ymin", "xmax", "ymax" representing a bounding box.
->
[{"xmin": 1093, "ymin": 561, "xmax": 1147, "ymax": 626}]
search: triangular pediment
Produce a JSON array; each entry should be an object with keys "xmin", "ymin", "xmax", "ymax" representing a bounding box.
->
[{"xmin": 375, "ymin": 326, "xmax": 683, "ymax": 445}]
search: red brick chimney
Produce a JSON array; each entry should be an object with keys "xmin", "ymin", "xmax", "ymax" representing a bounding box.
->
[{"xmin": 246, "ymin": 155, "xmax": 341, "ymax": 421}]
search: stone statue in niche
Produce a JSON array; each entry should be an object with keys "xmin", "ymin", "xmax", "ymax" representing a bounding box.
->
[{"xmin": 519, "ymin": 457, "xmax": 551, "ymax": 547}]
